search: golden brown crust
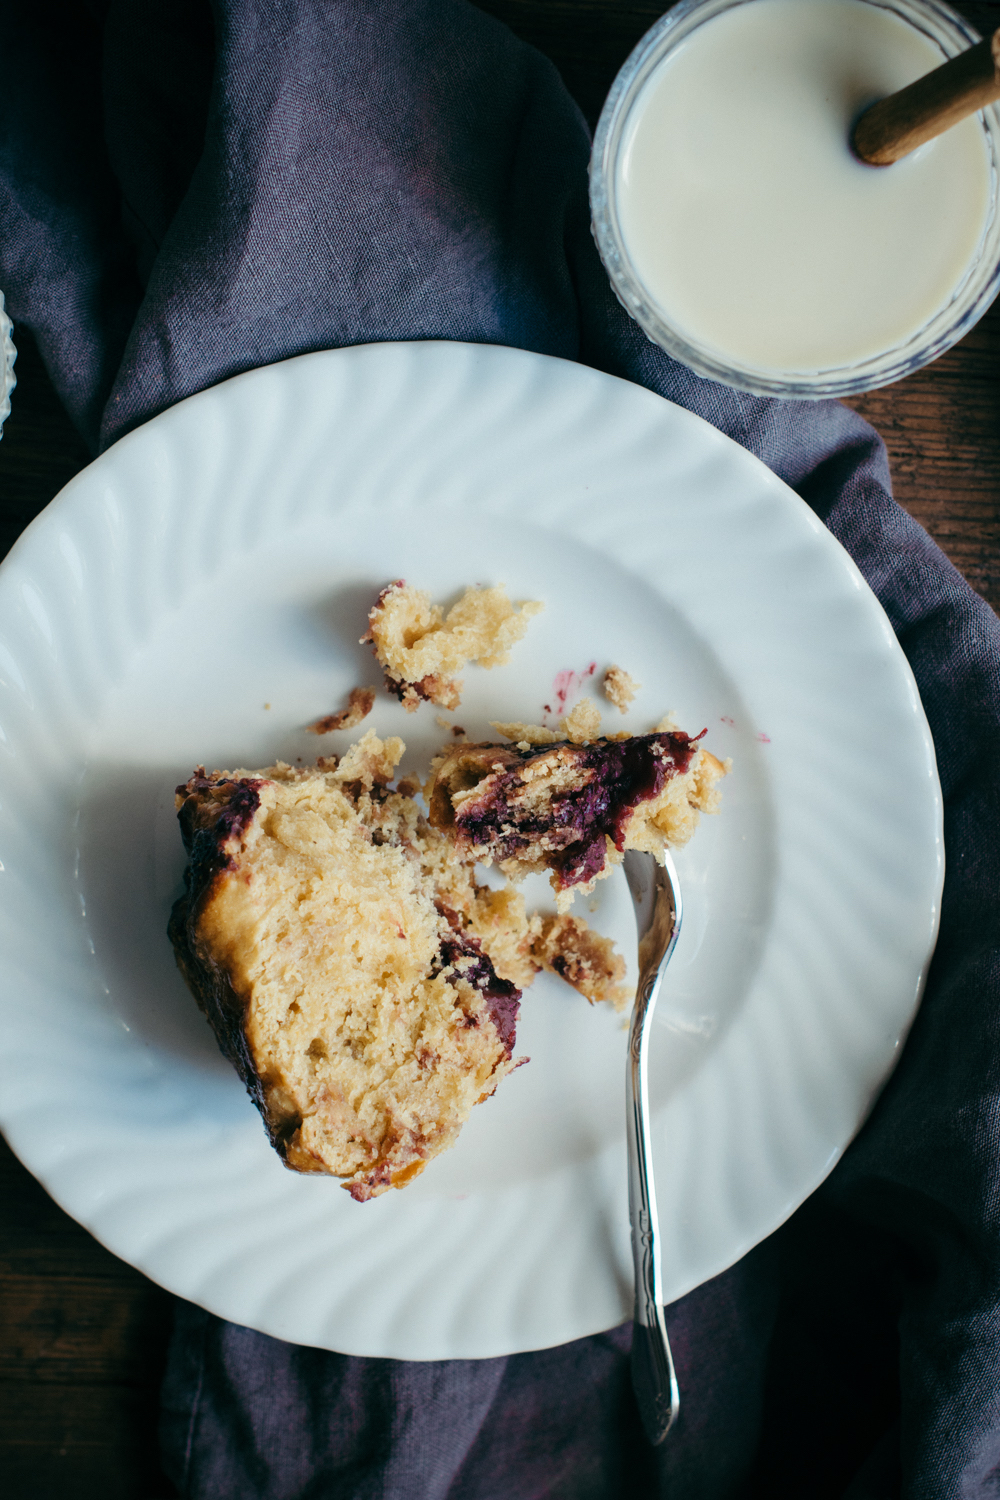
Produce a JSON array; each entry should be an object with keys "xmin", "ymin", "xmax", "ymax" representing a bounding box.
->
[{"xmin": 169, "ymin": 771, "xmax": 279, "ymax": 1140}]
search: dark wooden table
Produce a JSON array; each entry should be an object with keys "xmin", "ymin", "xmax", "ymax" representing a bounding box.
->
[{"xmin": 2, "ymin": 3, "xmax": 998, "ymax": 1493}]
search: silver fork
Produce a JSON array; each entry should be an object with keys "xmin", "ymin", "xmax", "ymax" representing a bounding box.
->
[{"xmin": 623, "ymin": 849, "xmax": 683, "ymax": 1446}]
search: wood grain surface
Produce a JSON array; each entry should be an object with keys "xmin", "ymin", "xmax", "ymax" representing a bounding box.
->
[{"xmin": 1, "ymin": 2, "xmax": 998, "ymax": 1494}]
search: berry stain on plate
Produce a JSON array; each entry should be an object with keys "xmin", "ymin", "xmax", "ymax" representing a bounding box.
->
[{"xmin": 543, "ymin": 661, "xmax": 596, "ymax": 719}]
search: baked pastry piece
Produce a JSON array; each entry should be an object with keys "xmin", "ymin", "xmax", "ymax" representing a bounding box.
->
[
  {"xmin": 427, "ymin": 727, "xmax": 727, "ymax": 909},
  {"xmin": 169, "ymin": 729, "xmax": 630, "ymax": 1199},
  {"xmin": 363, "ymin": 581, "xmax": 543, "ymax": 711},
  {"xmin": 169, "ymin": 732, "xmax": 527, "ymax": 1201}
]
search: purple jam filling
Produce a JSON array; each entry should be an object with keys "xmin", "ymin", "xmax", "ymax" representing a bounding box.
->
[
  {"xmin": 210, "ymin": 781, "xmax": 265, "ymax": 855},
  {"xmin": 176, "ymin": 774, "xmax": 266, "ymax": 889},
  {"xmin": 456, "ymin": 731, "xmax": 699, "ymax": 889},
  {"xmin": 435, "ymin": 929, "xmax": 521, "ymax": 1057},
  {"xmin": 560, "ymin": 833, "xmax": 610, "ymax": 890}
]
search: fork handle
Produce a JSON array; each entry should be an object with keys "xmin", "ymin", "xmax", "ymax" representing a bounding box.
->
[
  {"xmin": 627, "ymin": 989, "xmax": 680, "ymax": 1444},
  {"xmin": 632, "ymin": 1316, "xmax": 678, "ymax": 1443}
]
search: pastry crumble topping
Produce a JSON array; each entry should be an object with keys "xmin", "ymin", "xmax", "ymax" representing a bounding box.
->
[
  {"xmin": 532, "ymin": 914, "xmax": 631, "ymax": 1012},
  {"xmin": 362, "ymin": 581, "xmax": 543, "ymax": 711},
  {"xmin": 490, "ymin": 720, "xmax": 561, "ymax": 746},
  {"xmin": 604, "ymin": 665, "xmax": 640, "ymax": 713},
  {"xmin": 562, "ymin": 699, "xmax": 602, "ymax": 743}
]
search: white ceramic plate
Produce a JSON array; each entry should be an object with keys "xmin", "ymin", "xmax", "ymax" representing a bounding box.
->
[
  {"xmin": 0, "ymin": 291, "xmax": 15, "ymax": 435},
  {"xmin": 0, "ymin": 342, "xmax": 941, "ymax": 1360}
]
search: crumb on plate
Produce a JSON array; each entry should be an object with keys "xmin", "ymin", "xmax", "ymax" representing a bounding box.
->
[
  {"xmin": 362, "ymin": 581, "xmax": 543, "ymax": 712},
  {"xmin": 603, "ymin": 665, "xmax": 640, "ymax": 713},
  {"xmin": 308, "ymin": 686, "xmax": 377, "ymax": 735}
]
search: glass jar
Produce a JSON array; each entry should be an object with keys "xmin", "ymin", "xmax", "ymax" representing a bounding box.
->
[{"xmin": 590, "ymin": 0, "xmax": 1000, "ymax": 398}]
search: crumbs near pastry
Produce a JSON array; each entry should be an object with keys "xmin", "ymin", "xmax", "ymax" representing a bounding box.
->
[
  {"xmin": 531, "ymin": 914, "xmax": 631, "ymax": 1011},
  {"xmin": 491, "ymin": 700, "xmax": 600, "ymax": 748},
  {"xmin": 490, "ymin": 720, "xmax": 560, "ymax": 746},
  {"xmin": 562, "ymin": 699, "xmax": 601, "ymax": 744},
  {"xmin": 362, "ymin": 581, "xmax": 543, "ymax": 712},
  {"xmin": 308, "ymin": 685, "xmax": 376, "ymax": 735},
  {"xmin": 434, "ymin": 713, "xmax": 467, "ymax": 740},
  {"xmin": 603, "ymin": 665, "xmax": 640, "ymax": 713}
]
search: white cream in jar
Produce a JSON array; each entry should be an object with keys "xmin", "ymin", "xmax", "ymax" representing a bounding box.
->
[{"xmin": 614, "ymin": 0, "xmax": 993, "ymax": 373}]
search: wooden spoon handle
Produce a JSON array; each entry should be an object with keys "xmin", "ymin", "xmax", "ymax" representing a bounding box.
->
[{"xmin": 852, "ymin": 27, "xmax": 1000, "ymax": 165}]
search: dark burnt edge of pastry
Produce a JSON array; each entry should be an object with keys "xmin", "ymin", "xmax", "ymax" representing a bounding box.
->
[
  {"xmin": 169, "ymin": 768, "xmax": 526, "ymax": 1185},
  {"xmin": 429, "ymin": 730, "xmax": 704, "ymax": 890},
  {"xmin": 168, "ymin": 771, "xmax": 290, "ymax": 1144}
]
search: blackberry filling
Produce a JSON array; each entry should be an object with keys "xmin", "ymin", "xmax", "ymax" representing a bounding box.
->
[
  {"xmin": 427, "ymin": 729, "xmax": 723, "ymax": 903},
  {"xmin": 434, "ymin": 926, "xmax": 521, "ymax": 1057}
]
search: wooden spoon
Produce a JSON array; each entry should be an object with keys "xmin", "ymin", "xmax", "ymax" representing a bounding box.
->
[{"xmin": 852, "ymin": 26, "xmax": 1000, "ymax": 165}]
